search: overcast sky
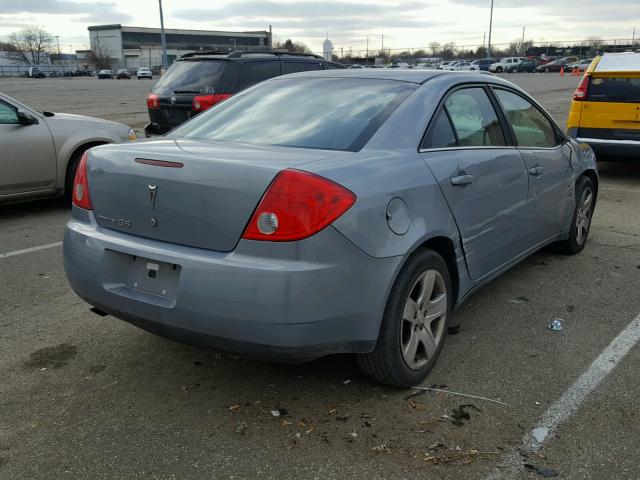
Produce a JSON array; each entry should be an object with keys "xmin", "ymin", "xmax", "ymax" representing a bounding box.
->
[{"xmin": 0, "ymin": 0, "xmax": 637, "ymax": 54}]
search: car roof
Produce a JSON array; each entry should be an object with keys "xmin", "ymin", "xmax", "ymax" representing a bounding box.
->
[
  {"xmin": 591, "ymin": 52, "xmax": 640, "ymax": 73},
  {"xmin": 272, "ymin": 69, "xmax": 513, "ymax": 87}
]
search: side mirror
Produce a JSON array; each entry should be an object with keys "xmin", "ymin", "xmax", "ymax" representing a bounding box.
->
[{"xmin": 16, "ymin": 110, "xmax": 37, "ymax": 125}]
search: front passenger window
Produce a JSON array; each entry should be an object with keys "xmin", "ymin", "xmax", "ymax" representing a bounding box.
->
[
  {"xmin": 0, "ymin": 101, "xmax": 19, "ymax": 124},
  {"xmin": 445, "ymin": 88, "xmax": 506, "ymax": 147},
  {"xmin": 495, "ymin": 89, "xmax": 558, "ymax": 148}
]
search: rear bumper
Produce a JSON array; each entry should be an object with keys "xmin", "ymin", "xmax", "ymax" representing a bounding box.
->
[
  {"xmin": 575, "ymin": 137, "xmax": 640, "ymax": 159},
  {"xmin": 64, "ymin": 209, "xmax": 401, "ymax": 361}
]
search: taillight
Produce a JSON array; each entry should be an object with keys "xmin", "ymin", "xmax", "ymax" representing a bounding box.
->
[
  {"xmin": 192, "ymin": 94, "xmax": 232, "ymax": 112},
  {"xmin": 72, "ymin": 152, "xmax": 93, "ymax": 210},
  {"xmin": 573, "ymin": 75, "xmax": 589, "ymax": 101},
  {"xmin": 146, "ymin": 93, "xmax": 160, "ymax": 109},
  {"xmin": 242, "ymin": 169, "xmax": 356, "ymax": 242}
]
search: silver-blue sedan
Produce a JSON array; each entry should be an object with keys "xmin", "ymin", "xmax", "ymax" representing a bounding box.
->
[{"xmin": 64, "ymin": 70, "xmax": 598, "ymax": 387}]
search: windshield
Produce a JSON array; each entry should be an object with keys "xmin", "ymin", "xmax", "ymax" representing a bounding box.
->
[
  {"xmin": 168, "ymin": 78, "xmax": 416, "ymax": 152},
  {"xmin": 152, "ymin": 60, "xmax": 226, "ymax": 95}
]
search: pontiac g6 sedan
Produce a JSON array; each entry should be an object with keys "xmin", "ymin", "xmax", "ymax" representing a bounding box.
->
[{"xmin": 64, "ymin": 70, "xmax": 598, "ymax": 387}]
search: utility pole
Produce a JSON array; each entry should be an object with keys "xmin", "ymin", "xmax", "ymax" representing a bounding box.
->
[
  {"xmin": 366, "ymin": 36, "xmax": 369, "ymax": 64},
  {"xmin": 341, "ymin": 47, "xmax": 344, "ymax": 60},
  {"xmin": 269, "ymin": 25, "xmax": 272, "ymax": 49},
  {"xmin": 55, "ymin": 36, "xmax": 60, "ymax": 55},
  {"xmin": 381, "ymin": 34, "xmax": 384, "ymax": 58},
  {"xmin": 633, "ymin": 27, "xmax": 636, "ymax": 46},
  {"xmin": 487, "ymin": 0, "xmax": 494, "ymax": 57},
  {"xmin": 521, "ymin": 25, "xmax": 525, "ymax": 55},
  {"xmin": 482, "ymin": 32, "xmax": 486, "ymax": 55},
  {"xmin": 158, "ymin": 0, "xmax": 168, "ymax": 69}
]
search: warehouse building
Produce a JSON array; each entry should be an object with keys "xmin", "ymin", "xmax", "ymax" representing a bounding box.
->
[{"xmin": 85, "ymin": 24, "xmax": 271, "ymax": 69}]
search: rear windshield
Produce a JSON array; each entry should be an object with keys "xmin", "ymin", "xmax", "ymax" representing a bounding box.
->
[
  {"xmin": 168, "ymin": 78, "xmax": 416, "ymax": 151},
  {"xmin": 152, "ymin": 60, "xmax": 225, "ymax": 95},
  {"xmin": 589, "ymin": 76, "xmax": 640, "ymax": 103}
]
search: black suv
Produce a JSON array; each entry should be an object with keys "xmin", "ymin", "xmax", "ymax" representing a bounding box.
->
[{"xmin": 145, "ymin": 50, "xmax": 345, "ymax": 136}]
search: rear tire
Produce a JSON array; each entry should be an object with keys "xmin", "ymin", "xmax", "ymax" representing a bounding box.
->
[
  {"xmin": 496, "ymin": 66, "xmax": 503, "ymax": 73},
  {"xmin": 554, "ymin": 176, "xmax": 596, "ymax": 255},
  {"xmin": 64, "ymin": 145, "xmax": 102, "ymax": 202},
  {"xmin": 357, "ymin": 249, "xmax": 452, "ymax": 387}
]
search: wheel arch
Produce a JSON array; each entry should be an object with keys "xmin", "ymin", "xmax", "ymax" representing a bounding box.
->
[{"xmin": 63, "ymin": 141, "xmax": 108, "ymax": 194}]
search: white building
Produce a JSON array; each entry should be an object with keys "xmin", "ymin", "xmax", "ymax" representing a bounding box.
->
[
  {"xmin": 87, "ymin": 24, "xmax": 271, "ymax": 69},
  {"xmin": 322, "ymin": 38, "xmax": 333, "ymax": 62}
]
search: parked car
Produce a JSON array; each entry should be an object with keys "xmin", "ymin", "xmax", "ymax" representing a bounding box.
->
[
  {"xmin": 506, "ymin": 59, "xmax": 541, "ymax": 73},
  {"xmin": 470, "ymin": 58, "xmax": 497, "ymax": 71},
  {"xmin": 65, "ymin": 70, "xmax": 598, "ymax": 387},
  {"xmin": 567, "ymin": 58, "xmax": 594, "ymax": 72},
  {"xmin": 444, "ymin": 61, "xmax": 476, "ymax": 71},
  {"xmin": 567, "ymin": 52, "xmax": 640, "ymax": 159},
  {"xmin": 413, "ymin": 62, "xmax": 439, "ymax": 69},
  {"xmin": 348, "ymin": 64, "xmax": 365, "ymax": 69},
  {"xmin": 25, "ymin": 67, "xmax": 46, "ymax": 78},
  {"xmin": 137, "ymin": 67, "xmax": 153, "ymax": 79},
  {"xmin": 0, "ymin": 92, "xmax": 136, "ymax": 205},
  {"xmin": 438, "ymin": 61, "xmax": 454, "ymax": 70},
  {"xmin": 144, "ymin": 50, "xmax": 345, "ymax": 136},
  {"xmin": 489, "ymin": 57, "xmax": 527, "ymax": 73},
  {"xmin": 535, "ymin": 57, "xmax": 579, "ymax": 72},
  {"xmin": 97, "ymin": 69, "xmax": 113, "ymax": 79},
  {"xmin": 116, "ymin": 69, "xmax": 131, "ymax": 79}
]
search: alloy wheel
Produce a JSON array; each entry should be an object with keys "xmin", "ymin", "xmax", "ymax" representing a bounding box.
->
[
  {"xmin": 400, "ymin": 269, "xmax": 448, "ymax": 370},
  {"xmin": 576, "ymin": 186, "xmax": 594, "ymax": 246}
]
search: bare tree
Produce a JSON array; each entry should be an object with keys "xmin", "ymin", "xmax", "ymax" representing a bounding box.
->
[
  {"xmin": 586, "ymin": 36, "xmax": 604, "ymax": 54},
  {"xmin": 273, "ymin": 39, "xmax": 312, "ymax": 54},
  {"xmin": 441, "ymin": 42, "xmax": 456, "ymax": 59},
  {"xmin": 428, "ymin": 42, "xmax": 441, "ymax": 56},
  {"xmin": 8, "ymin": 26, "xmax": 53, "ymax": 64},
  {"xmin": 86, "ymin": 40, "xmax": 114, "ymax": 70}
]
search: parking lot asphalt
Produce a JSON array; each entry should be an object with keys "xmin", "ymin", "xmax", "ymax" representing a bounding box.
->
[{"xmin": 1, "ymin": 74, "xmax": 639, "ymax": 480}]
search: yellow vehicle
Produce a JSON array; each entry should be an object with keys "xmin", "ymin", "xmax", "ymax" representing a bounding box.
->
[{"xmin": 567, "ymin": 52, "xmax": 640, "ymax": 158}]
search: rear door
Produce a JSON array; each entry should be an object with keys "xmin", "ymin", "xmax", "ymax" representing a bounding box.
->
[
  {"xmin": 0, "ymin": 99, "xmax": 56, "ymax": 196},
  {"xmin": 493, "ymin": 88, "xmax": 573, "ymax": 243},
  {"xmin": 421, "ymin": 86, "xmax": 531, "ymax": 281},
  {"xmin": 579, "ymin": 74, "xmax": 640, "ymax": 141}
]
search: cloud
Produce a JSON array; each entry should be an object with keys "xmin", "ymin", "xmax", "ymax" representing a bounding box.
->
[
  {"xmin": 3, "ymin": 0, "xmax": 132, "ymax": 23},
  {"xmin": 172, "ymin": 1, "xmax": 437, "ymax": 34}
]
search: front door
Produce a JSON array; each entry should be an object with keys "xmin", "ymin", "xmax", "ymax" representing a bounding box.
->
[
  {"xmin": 0, "ymin": 99, "xmax": 56, "ymax": 196},
  {"xmin": 493, "ymin": 88, "xmax": 573, "ymax": 242},
  {"xmin": 421, "ymin": 87, "xmax": 531, "ymax": 281}
]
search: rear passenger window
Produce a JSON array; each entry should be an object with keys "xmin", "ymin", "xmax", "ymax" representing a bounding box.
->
[
  {"xmin": 588, "ymin": 77, "xmax": 640, "ymax": 103},
  {"xmin": 423, "ymin": 109, "xmax": 457, "ymax": 149},
  {"xmin": 495, "ymin": 89, "xmax": 558, "ymax": 148},
  {"xmin": 445, "ymin": 88, "xmax": 506, "ymax": 147},
  {"xmin": 238, "ymin": 61, "xmax": 281, "ymax": 90},
  {"xmin": 282, "ymin": 62, "xmax": 323, "ymax": 74}
]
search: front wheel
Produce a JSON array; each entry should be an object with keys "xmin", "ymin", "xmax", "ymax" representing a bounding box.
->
[
  {"xmin": 496, "ymin": 66, "xmax": 503, "ymax": 73},
  {"xmin": 555, "ymin": 176, "xmax": 596, "ymax": 254},
  {"xmin": 357, "ymin": 249, "xmax": 452, "ymax": 387}
]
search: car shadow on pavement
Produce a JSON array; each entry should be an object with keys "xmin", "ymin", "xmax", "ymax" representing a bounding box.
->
[
  {"xmin": 0, "ymin": 196, "xmax": 69, "ymax": 220},
  {"xmin": 597, "ymin": 160, "xmax": 640, "ymax": 182}
]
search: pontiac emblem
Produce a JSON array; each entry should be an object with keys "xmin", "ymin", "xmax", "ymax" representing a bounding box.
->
[
  {"xmin": 148, "ymin": 185, "xmax": 157, "ymax": 209},
  {"xmin": 170, "ymin": 96, "xmax": 177, "ymax": 104}
]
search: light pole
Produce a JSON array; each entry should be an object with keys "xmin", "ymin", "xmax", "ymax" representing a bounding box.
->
[
  {"xmin": 487, "ymin": 0, "xmax": 494, "ymax": 57},
  {"xmin": 158, "ymin": 0, "xmax": 168, "ymax": 69}
]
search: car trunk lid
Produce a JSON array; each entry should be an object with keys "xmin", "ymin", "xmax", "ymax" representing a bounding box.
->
[{"xmin": 87, "ymin": 139, "xmax": 331, "ymax": 252}]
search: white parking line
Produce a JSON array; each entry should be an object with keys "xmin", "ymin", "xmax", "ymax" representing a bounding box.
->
[
  {"xmin": 0, "ymin": 241, "xmax": 63, "ymax": 259},
  {"xmin": 486, "ymin": 312, "xmax": 640, "ymax": 479}
]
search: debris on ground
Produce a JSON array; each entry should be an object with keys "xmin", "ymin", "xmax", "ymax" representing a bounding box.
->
[
  {"xmin": 405, "ymin": 384, "xmax": 448, "ymax": 401},
  {"xmin": 234, "ymin": 420, "xmax": 248, "ymax": 435},
  {"xmin": 343, "ymin": 379, "xmax": 352, "ymax": 384},
  {"xmin": 371, "ymin": 444, "xmax": 391, "ymax": 453},
  {"xmin": 424, "ymin": 443, "xmax": 499, "ymax": 465},
  {"xmin": 525, "ymin": 463, "xmax": 559, "ymax": 477},
  {"xmin": 532, "ymin": 426, "xmax": 549, "ymax": 443},
  {"xmin": 270, "ymin": 407, "xmax": 288, "ymax": 417},
  {"xmin": 450, "ymin": 404, "xmax": 482, "ymax": 427},
  {"xmin": 229, "ymin": 404, "xmax": 241, "ymax": 412},
  {"xmin": 336, "ymin": 414, "xmax": 350, "ymax": 422},
  {"xmin": 548, "ymin": 319, "xmax": 563, "ymax": 331},
  {"xmin": 410, "ymin": 387, "xmax": 509, "ymax": 406}
]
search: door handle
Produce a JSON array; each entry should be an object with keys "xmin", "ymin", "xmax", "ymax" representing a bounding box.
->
[
  {"xmin": 450, "ymin": 174, "xmax": 475, "ymax": 186},
  {"xmin": 528, "ymin": 166, "xmax": 544, "ymax": 176}
]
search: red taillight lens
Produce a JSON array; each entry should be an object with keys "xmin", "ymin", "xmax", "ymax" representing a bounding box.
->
[
  {"xmin": 72, "ymin": 152, "xmax": 93, "ymax": 210},
  {"xmin": 192, "ymin": 93, "xmax": 232, "ymax": 112},
  {"xmin": 242, "ymin": 169, "xmax": 356, "ymax": 242},
  {"xmin": 573, "ymin": 75, "xmax": 589, "ymax": 101},
  {"xmin": 146, "ymin": 93, "xmax": 160, "ymax": 109}
]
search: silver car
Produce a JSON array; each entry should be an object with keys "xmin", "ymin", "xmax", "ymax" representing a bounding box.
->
[
  {"xmin": 64, "ymin": 70, "xmax": 598, "ymax": 386},
  {"xmin": 0, "ymin": 92, "xmax": 136, "ymax": 204}
]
